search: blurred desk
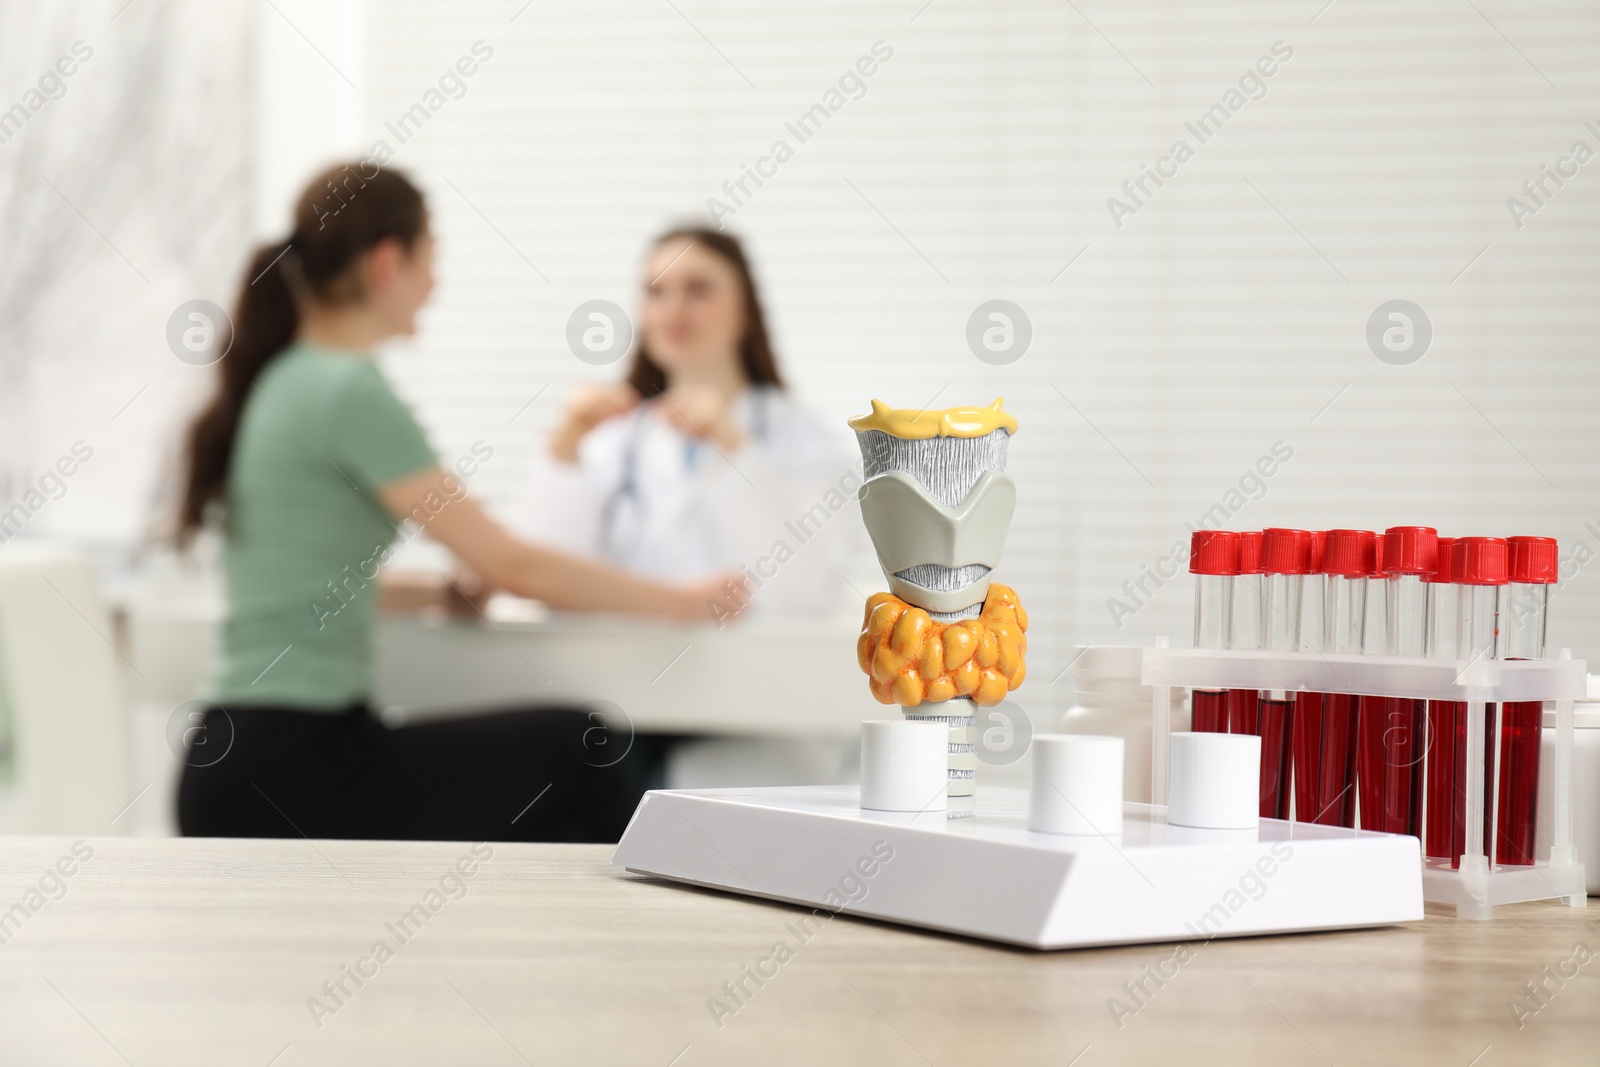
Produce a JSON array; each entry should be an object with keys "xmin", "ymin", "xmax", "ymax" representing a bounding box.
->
[
  {"xmin": 1, "ymin": 834, "xmax": 1596, "ymax": 1066},
  {"xmin": 372, "ymin": 614, "xmax": 871, "ymax": 737},
  {"xmin": 121, "ymin": 594, "xmax": 872, "ymax": 737}
]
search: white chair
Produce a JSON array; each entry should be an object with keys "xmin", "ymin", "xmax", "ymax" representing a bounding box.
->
[{"xmin": 0, "ymin": 544, "xmax": 132, "ymax": 835}]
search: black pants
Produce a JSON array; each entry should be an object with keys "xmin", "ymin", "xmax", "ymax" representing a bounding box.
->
[{"xmin": 176, "ymin": 703, "xmax": 669, "ymax": 844}]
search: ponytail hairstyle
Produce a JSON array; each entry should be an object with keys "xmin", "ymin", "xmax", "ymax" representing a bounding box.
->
[
  {"xmin": 176, "ymin": 163, "xmax": 428, "ymax": 544},
  {"xmin": 625, "ymin": 226, "xmax": 784, "ymax": 399}
]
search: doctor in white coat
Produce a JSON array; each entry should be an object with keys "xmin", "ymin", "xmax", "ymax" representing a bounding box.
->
[{"xmin": 524, "ymin": 227, "xmax": 862, "ymax": 623}]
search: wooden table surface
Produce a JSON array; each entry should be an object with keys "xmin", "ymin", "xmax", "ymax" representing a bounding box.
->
[{"xmin": 1, "ymin": 835, "xmax": 1596, "ymax": 1066}]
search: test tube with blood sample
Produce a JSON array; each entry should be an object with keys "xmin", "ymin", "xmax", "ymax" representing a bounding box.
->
[
  {"xmin": 1188, "ymin": 530, "xmax": 1238, "ymax": 733},
  {"xmin": 1226, "ymin": 531, "xmax": 1264, "ymax": 734},
  {"xmin": 1257, "ymin": 528, "xmax": 1308, "ymax": 818},
  {"xmin": 1355, "ymin": 531, "xmax": 1390, "ymax": 833},
  {"xmin": 1376, "ymin": 527, "xmax": 1437, "ymax": 837},
  {"xmin": 1422, "ymin": 536, "xmax": 1458, "ymax": 861},
  {"xmin": 1313, "ymin": 529, "xmax": 1371, "ymax": 827},
  {"xmin": 1454, "ymin": 536, "xmax": 1508, "ymax": 868},
  {"xmin": 1290, "ymin": 531, "xmax": 1327, "ymax": 822},
  {"xmin": 1495, "ymin": 536, "xmax": 1558, "ymax": 865}
]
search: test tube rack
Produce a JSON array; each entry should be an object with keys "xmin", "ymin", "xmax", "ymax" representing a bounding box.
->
[
  {"xmin": 1142, "ymin": 640, "xmax": 1590, "ymax": 919},
  {"xmin": 612, "ymin": 783, "xmax": 1421, "ymax": 949}
]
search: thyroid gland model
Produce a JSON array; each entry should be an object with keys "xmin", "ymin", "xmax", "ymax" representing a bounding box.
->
[{"xmin": 851, "ymin": 399, "xmax": 1028, "ymax": 800}]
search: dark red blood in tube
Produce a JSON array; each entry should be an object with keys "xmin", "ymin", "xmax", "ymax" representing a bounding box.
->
[
  {"xmin": 1315, "ymin": 693, "xmax": 1359, "ymax": 827},
  {"xmin": 1191, "ymin": 689, "xmax": 1229, "ymax": 733},
  {"xmin": 1360, "ymin": 696, "xmax": 1424, "ymax": 835},
  {"xmin": 1386, "ymin": 697, "xmax": 1425, "ymax": 837},
  {"xmin": 1495, "ymin": 701, "xmax": 1542, "ymax": 865},
  {"xmin": 1258, "ymin": 696, "xmax": 1293, "ymax": 819},
  {"xmin": 1227, "ymin": 688, "xmax": 1259, "ymax": 735},
  {"xmin": 1292, "ymin": 691, "xmax": 1324, "ymax": 822},
  {"xmin": 1424, "ymin": 700, "xmax": 1460, "ymax": 859}
]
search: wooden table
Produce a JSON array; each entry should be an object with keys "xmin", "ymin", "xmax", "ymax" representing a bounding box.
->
[{"xmin": 1, "ymin": 835, "xmax": 1596, "ymax": 1065}]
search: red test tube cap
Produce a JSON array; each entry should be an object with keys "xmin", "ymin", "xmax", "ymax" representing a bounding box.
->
[
  {"xmin": 1306, "ymin": 530, "xmax": 1327, "ymax": 574},
  {"xmin": 1383, "ymin": 526, "xmax": 1439, "ymax": 575},
  {"xmin": 1426, "ymin": 537, "xmax": 1456, "ymax": 584},
  {"xmin": 1237, "ymin": 531, "xmax": 1264, "ymax": 574},
  {"xmin": 1361, "ymin": 530, "xmax": 1383, "ymax": 577},
  {"xmin": 1456, "ymin": 537, "xmax": 1509, "ymax": 586},
  {"xmin": 1508, "ymin": 536, "xmax": 1559, "ymax": 585},
  {"xmin": 1323, "ymin": 530, "xmax": 1374, "ymax": 577},
  {"xmin": 1261, "ymin": 528, "xmax": 1311, "ymax": 575},
  {"xmin": 1189, "ymin": 530, "xmax": 1240, "ymax": 575}
]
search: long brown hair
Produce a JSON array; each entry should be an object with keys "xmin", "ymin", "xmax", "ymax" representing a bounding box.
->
[
  {"xmin": 624, "ymin": 227, "xmax": 784, "ymax": 398},
  {"xmin": 176, "ymin": 163, "xmax": 428, "ymax": 543}
]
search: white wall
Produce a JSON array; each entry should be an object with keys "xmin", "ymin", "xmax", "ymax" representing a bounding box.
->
[
  {"xmin": 268, "ymin": 0, "xmax": 1600, "ymax": 715},
  {"xmin": 7, "ymin": 1, "xmax": 1597, "ymax": 726},
  {"xmin": 251, "ymin": 0, "xmax": 365, "ymax": 235}
]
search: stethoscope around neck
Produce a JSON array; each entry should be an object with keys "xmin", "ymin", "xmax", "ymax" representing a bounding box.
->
[{"xmin": 598, "ymin": 387, "xmax": 771, "ymax": 558}]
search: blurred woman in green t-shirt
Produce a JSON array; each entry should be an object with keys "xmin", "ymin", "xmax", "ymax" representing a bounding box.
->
[{"xmin": 174, "ymin": 164, "xmax": 729, "ymax": 843}]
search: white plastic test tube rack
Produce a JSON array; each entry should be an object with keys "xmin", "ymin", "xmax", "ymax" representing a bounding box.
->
[{"xmin": 1142, "ymin": 642, "xmax": 1589, "ymax": 919}]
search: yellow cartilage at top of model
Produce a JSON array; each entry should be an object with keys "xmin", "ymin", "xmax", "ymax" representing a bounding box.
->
[{"xmin": 847, "ymin": 398, "xmax": 1018, "ymax": 440}]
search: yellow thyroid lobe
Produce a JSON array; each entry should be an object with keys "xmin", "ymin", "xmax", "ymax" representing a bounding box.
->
[
  {"xmin": 848, "ymin": 398, "xmax": 1018, "ymax": 440},
  {"xmin": 856, "ymin": 584, "xmax": 1028, "ymax": 707}
]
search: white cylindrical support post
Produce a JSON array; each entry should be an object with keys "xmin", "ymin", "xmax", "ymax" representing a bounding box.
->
[
  {"xmin": 1554, "ymin": 651, "xmax": 1583, "ymax": 905},
  {"xmin": 1168, "ymin": 731, "xmax": 1261, "ymax": 830},
  {"xmin": 902, "ymin": 700, "xmax": 976, "ymax": 800},
  {"xmin": 1463, "ymin": 698, "xmax": 1486, "ymax": 863},
  {"xmin": 860, "ymin": 720, "xmax": 949, "ymax": 813},
  {"xmin": 1457, "ymin": 696, "xmax": 1492, "ymax": 919},
  {"xmin": 1029, "ymin": 734, "xmax": 1124, "ymax": 836}
]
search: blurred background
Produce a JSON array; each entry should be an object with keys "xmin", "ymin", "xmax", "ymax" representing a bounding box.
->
[{"xmin": 2, "ymin": 0, "xmax": 1597, "ymax": 835}]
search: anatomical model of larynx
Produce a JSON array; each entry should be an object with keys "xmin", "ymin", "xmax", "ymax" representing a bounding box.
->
[{"xmin": 851, "ymin": 399, "xmax": 1027, "ymax": 802}]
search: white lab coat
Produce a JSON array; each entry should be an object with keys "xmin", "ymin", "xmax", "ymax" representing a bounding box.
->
[{"xmin": 520, "ymin": 386, "xmax": 865, "ymax": 617}]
